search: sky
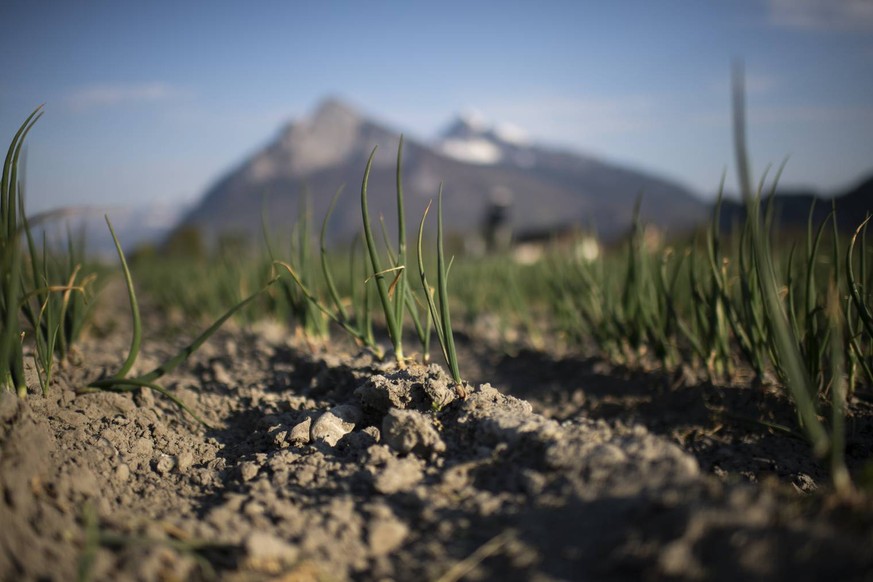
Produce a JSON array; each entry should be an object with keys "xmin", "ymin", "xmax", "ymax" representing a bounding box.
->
[{"xmin": 1, "ymin": 0, "xmax": 872, "ymax": 215}]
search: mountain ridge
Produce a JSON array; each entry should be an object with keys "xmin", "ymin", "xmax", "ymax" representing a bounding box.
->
[
  {"xmin": 716, "ymin": 175, "xmax": 873, "ymax": 233},
  {"xmin": 174, "ymin": 97, "xmax": 710, "ymax": 246}
]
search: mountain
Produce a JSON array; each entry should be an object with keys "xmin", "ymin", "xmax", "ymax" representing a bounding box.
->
[
  {"xmin": 715, "ymin": 174, "xmax": 873, "ymax": 233},
  {"xmin": 433, "ymin": 113, "xmax": 708, "ymax": 236},
  {"xmin": 436, "ymin": 112, "xmax": 533, "ymax": 166},
  {"xmin": 174, "ymin": 98, "xmax": 708, "ymax": 248}
]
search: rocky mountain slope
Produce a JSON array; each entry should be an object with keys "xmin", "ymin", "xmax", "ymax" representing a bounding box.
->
[{"xmin": 175, "ymin": 99, "xmax": 708, "ymax": 247}]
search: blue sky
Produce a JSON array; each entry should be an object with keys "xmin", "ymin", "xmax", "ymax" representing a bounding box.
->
[{"xmin": 1, "ymin": 0, "xmax": 872, "ymax": 214}]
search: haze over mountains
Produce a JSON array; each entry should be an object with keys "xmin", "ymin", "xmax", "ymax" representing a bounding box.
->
[{"xmin": 174, "ymin": 98, "xmax": 710, "ymax": 247}]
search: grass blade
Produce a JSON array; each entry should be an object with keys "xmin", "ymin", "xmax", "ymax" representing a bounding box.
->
[
  {"xmin": 436, "ymin": 189, "xmax": 461, "ymax": 385},
  {"xmin": 361, "ymin": 146, "xmax": 404, "ymax": 363},
  {"xmin": 105, "ymin": 216, "xmax": 142, "ymax": 380}
]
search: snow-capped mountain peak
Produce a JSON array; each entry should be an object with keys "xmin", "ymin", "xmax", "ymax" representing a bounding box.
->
[
  {"xmin": 436, "ymin": 113, "xmax": 532, "ymax": 165},
  {"xmin": 492, "ymin": 122, "xmax": 529, "ymax": 146},
  {"xmin": 456, "ymin": 109, "xmax": 488, "ymax": 132},
  {"xmin": 438, "ymin": 137, "xmax": 503, "ymax": 165}
]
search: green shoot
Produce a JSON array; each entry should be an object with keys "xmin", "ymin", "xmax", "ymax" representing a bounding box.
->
[
  {"xmin": 732, "ymin": 63, "xmax": 847, "ymax": 490},
  {"xmin": 105, "ymin": 216, "xmax": 142, "ymax": 379},
  {"xmin": 90, "ymin": 216, "xmax": 277, "ymax": 425},
  {"xmin": 361, "ymin": 146, "xmax": 405, "ymax": 364},
  {"xmin": 417, "ymin": 189, "xmax": 463, "ymax": 388},
  {"xmin": 1, "ymin": 105, "xmax": 44, "ymax": 396},
  {"xmin": 273, "ymin": 259, "xmax": 383, "ymax": 358}
]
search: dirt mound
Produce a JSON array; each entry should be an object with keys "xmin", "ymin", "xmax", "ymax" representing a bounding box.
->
[{"xmin": 2, "ymin": 326, "xmax": 872, "ymax": 580}]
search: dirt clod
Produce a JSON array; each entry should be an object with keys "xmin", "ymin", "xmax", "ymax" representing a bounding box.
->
[
  {"xmin": 356, "ymin": 364, "xmax": 456, "ymax": 414},
  {"xmin": 381, "ymin": 409, "xmax": 445, "ymax": 457},
  {"xmin": 310, "ymin": 404, "xmax": 362, "ymax": 446},
  {"xmin": 244, "ymin": 531, "xmax": 300, "ymax": 573},
  {"xmin": 367, "ymin": 504, "xmax": 408, "ymax": 557},
  {"xmin": 288, "ymin": 415, "xmax": 312, "ymax": 445},
  {"xmin": 368, "ymin": 445, "xmax": 425, "ymax": 494}
]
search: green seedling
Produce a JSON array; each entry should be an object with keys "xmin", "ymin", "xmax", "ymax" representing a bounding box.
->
[
  {"xmin": 1, "ymin": 105, "xmax": 43, "ymax": 396},
  {"xmin": 826, "ymin": 282, "xmax": 851, "ymax": 494},
  {"xmin": 87, "ymin": 216, "xmax": 277, "ymax": 425},
  {"xmin": 23, "ymin": 254, "xmax": 93, "ymax": 394},
  {"xmin": 847, "ymin": 216, "xmax": 873, "ymax": 388},
  {"xmin": 264, "ymin": 191, "xmax": 328, "ymax": 338},
  {"xmin": 2, "ymin": 107, "xmax": 100, "ymax": 396},
  {"xmin": 271, "ymin": 187, "xmax": 387, "ymax": 357},
  {"xmin": 732, "ymin": 63, "xmax": 850, "ymax": 493},
  {"xmin": 417, "ymin": 189, "xmax": 463, "ymax": 389},
  {"xmin": 21, "ymin": 222, "xmax": 95, "ymax": 384},
  {"xmin": 319, "ymin": 186, "xmax": 386, "ymax": 355},
  {"xmin": 274, "ymin": 137, "xmax": 434, "ymax": 363},
  {"xmin": 361, "ymin": 145, "xmax": 406, "ymax": 365},
  {"xmin": 377, "ymin": 138, "xmax": 432, "ymax": 361},
  {"xmin": 273, "ymin": 256, "xmax": 384, "ymax": 358}
]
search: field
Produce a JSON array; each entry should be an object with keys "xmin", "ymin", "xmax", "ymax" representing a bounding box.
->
[{"xmin": 2, "ymin": 92, "xmax": 873, "ymax": 580}]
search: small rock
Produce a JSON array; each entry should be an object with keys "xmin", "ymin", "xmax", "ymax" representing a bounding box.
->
[
  {"xmin": 311, "ymin": 404, "xmax": 362, "ymax": 447},
  {"xmin": 176, "ymin": 451, "xmax": 194, "ymax": 473},
  {"xmin": 131, "ymin": 437, "xmax": 154, "ymax": 458},
  {"xmin": 420, "ymin": 364, "xmax": 456, "ymax": 410},
  {"xmin": 155, "ymin": 455, "xmax": 176, "ymax": 475},
  {"xmin": 461, "ymin": 384, "xmax": 533, "ymax": 418},
  {"xmin": 213, "ymin": 362, "xmax": 233, "ymax": 386},
  {"xmin": 369, "ymin": 515, "xmax": 408, "ymax": 557},
  {"xmin": 240, "ymin": 461, "xmax": 259, "ymax": 482},
  {"xmin": 272, "ymin": 429, "xmax": 288, "ymax": 447},
  {"xmin": 115, "ymin": 463, "xmax": 130, "ymax": 482},
  {"xmin": 382, "ymin": 409, "xmax": 445, "ymax": 457},
  {"xmin": 288, "ymin": 416, "xmax": 312, "ymax": 445},
  {"xmin": 243, "ymin": 531, "xmax": 299, "ymax": 574},
  {"xmin": 372, "ymin": 456, "xmax": 424, "ymax": 494},
  {"xmin": 793, "ymin": 473, "xmax": 817, "ymax": 492}
]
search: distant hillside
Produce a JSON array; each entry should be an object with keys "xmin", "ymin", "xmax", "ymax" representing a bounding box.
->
[
  {"xmin": 174, "ymin": 98, "xmax": 709, "ymax": 247},
  {"xmin": 716, "ymin": 174, "xmax": 873, "ymax": 233}
]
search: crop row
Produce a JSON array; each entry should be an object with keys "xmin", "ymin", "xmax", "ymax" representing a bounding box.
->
[{"xmin": 3, "ymin": 74, "xmax": 871, "ymax": 493}]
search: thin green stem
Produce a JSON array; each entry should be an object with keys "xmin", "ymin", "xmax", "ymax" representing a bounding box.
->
[{"xmin": 361, "ymin": 146, "xmax": 404, "ymax": 363}]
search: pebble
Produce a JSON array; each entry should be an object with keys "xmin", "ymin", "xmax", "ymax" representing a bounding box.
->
[
  {"xmin": 240, "ymin": 461, "xmax": 259, "ymax": 482},
  {"xmin": 369, "ymin": 517, "xmax": 409, "ymax": 556},
  {"xmin": 289, "ymin": 416, "xmax": 312, "ymax": 445},
  {"xmin": 243, "ymin": 532, "xmax": 299, "ymax": 574},
  {"xmin": 177, "ymin": 451, "xmax": 194, "ymax": 473},
  {"xmin": 131, "ymin": 437, "xmax": 154, "ymax": 458},
  {"xmin": 155, "ymin": 455, "xmax": 176, "ymax": 475},
  {"xmin": 311, "ymin": 404, "xmax": 362, "ymax": 447},
  {"xmin": 115, "ymin": 463, "xmax": 130, "ymax": 482}
]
